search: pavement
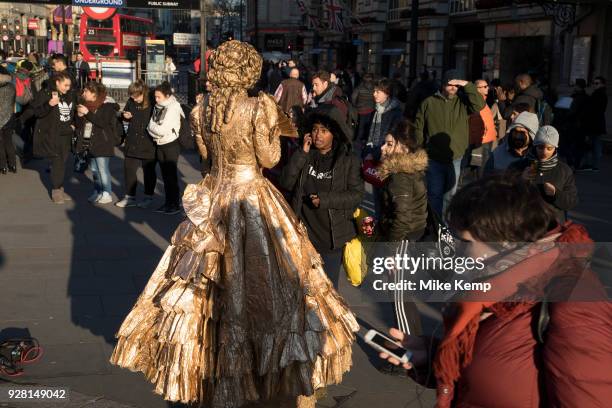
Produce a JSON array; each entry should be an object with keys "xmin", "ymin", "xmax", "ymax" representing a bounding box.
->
[{"xmin": 1, "ymin": 146, "xmax": 611, "ymax": 408}]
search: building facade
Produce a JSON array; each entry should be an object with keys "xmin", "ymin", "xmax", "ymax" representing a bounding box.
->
[{"xmin": 246, "ymin": 0, "xmax": 305, "ymax": 58}]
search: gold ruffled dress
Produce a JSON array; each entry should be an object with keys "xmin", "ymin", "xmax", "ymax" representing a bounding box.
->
[{"xmin": 110, "ymin": 91, "xmax": 359, "ymax": 407}]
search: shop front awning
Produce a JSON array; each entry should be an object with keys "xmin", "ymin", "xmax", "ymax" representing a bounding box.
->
[{"xmin": 381, "ymin": 48, "xmax": 405, "ymax": 55}]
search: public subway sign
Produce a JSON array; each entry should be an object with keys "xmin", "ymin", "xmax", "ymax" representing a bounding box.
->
[
  {"xmin": 125, "ymin": 0, "xmax": 199, "ymax": 9},
  {"xmin": 73, "ymin": 0, "xmax": 124, "ymax": 6}
]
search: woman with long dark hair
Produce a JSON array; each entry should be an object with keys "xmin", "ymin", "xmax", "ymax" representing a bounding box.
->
[
  {"xmin": 147, "ymin": 81, "xmax": 182, "ymax": 215},
  {"xmin": 377, "ymin": 119, "xmax": 428, "ymax": 242},
  {"xmin": 74, "ymin": 81, "xmax": 121, "ymax": 204}
]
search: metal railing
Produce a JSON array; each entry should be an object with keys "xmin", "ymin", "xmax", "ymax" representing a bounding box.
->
[
  {"xmin": 388, "ymin": 0, "xmax": 411, "ymax": 23},
  {"xmin": 449, "ymin": 0, "xmax": 476, "ymax": 15}
]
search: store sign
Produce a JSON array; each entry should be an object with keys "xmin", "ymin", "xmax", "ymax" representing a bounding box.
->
[
  {"xmin": 125, "ymin": 0, "xmax": 198, "ymax": 9},
  {"xmin": 28, "ymin": 19, "xmax": 40, "ymax": 30},
  {"xmin": 570, "ymin": 36, "xmax": 591, "ymax": 85},
  {"xmin": 173, "ymin": 33, "xmax": 199, "ymax": 46},
  {"xmin": 73, "ymin": 0, "xmax": 124, "ymax": 6},
  {"xmin": 265, "ymin": 34, "xmax": 285, "ymax": 51},
  {"xmin": 83, "ymin": 7, "xmax": 118, "ymax": 20}
]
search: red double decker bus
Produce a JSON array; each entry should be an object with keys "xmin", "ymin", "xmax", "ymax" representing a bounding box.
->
[{"xmin": 79, "ymin": 13, "xmax": 154, "ymax": 62}]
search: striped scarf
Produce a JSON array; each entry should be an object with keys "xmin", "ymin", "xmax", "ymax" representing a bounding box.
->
[{"xmin": 527, "ymin": 149, "xmax": 559, "ymax": 173}]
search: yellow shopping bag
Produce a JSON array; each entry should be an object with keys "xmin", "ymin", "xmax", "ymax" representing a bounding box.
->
[{"xmin": 343, "ymin": 208, "xmax": 371, "ymax": 287}]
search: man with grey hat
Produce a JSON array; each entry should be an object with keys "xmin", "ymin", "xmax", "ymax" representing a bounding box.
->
[
  {"xmin": 414, "ymin": 69, "xmax": 486, "ymax": 216},
  {"xmin": 484, "ymin": 111, "xmax": 539, "ymax": 174},
  {"xmin": 510, "ymin": 125, "xmax": 578, "ymax": 222}
]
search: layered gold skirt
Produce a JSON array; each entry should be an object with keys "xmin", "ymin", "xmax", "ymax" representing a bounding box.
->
[{"xmin": 110, "ymin": 164, "xmax": 359, "ymax": 408}]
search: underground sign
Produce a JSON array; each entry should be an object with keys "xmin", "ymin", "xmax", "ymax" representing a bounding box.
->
[{"xmin": 82, "ymin": 7, "xmax": 119, "ymax": 20}]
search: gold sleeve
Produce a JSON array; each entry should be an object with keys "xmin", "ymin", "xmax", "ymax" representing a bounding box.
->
[
  {"xmin": 252, "ymin": 92, "xmax": 281, "ymax": 169},
  {"xmin": 190, "ymin": 102, "xmax": 207, "ymax": 159}
]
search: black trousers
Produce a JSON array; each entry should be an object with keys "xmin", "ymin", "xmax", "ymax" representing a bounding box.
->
[
  {"xmin": 155, "ymin": 141, "xmax": 180, "ymax": 206},
  {"xmin": 50, "ymin": 134, "xmax": 72, "ymax": 189},
  {"xmin": 19, "ymin": 114, "xmax": 35, "ymax": 160},
  {"xmin": 0, "ymin": 127, "xmax": 17, "ymax": 169},
  {"xmin": 124, "ymin": 156, "xmax": 157, "ymax": 197}
]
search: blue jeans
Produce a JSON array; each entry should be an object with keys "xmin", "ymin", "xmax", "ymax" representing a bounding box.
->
[
  {"xmin": 426, "ymin": 158, "xmax": 462, "ymax": 217},
  {"xmin": 89, "ymin": 157, "xmax": 112, "ymax": 194}
]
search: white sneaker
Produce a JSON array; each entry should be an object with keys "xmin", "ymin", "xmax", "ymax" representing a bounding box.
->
[
  {"xmin": 115, "ymin": 195, "xmax": 137, "ymax": 208},
  {"xmin": 97, "ymin": 192, "xmax": 113, "ymax": 204},
  {"xmin": 137, "ymin": 195, "xmax": 155, "ymax": 209},
  {"xmin": 88, "ymin": 191, "xmax": 101, "ymax": 203}
]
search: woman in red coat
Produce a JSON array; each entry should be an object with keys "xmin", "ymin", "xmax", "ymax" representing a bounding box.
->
[{"xmin": 380, "ymin": 174, "xmax": 612, "ymax": 407}]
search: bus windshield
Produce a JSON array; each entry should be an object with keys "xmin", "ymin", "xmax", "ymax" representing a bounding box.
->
[
  {"xmin": 85, "ymin": 44, "xmax": 115, "ymax": 57},
  {"xmin": 86, "ymin": 18, "xmax": 113, "ymax": 29}
]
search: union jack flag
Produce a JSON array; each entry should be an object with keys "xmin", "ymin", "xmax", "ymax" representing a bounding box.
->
[
  {"xmin": 325, "ymin": 0, "xmax": 345, "ymax": 32},
  {"xmin": 295, "ymin": 0, "xmax": 322, "ymax": 30}
]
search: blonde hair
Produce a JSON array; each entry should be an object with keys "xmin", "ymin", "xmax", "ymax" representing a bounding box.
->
[{"xmin": 128, "ymin": 80, "xmax": 150, "ymax": 108}]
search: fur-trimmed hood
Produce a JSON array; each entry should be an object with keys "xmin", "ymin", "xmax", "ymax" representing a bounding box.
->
[{"xmin": 378, "ymin": 149, "xmax": 428, "ymax": 180}]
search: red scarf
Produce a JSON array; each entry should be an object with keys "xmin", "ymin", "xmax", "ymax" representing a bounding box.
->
[
  {"xmin": 83, "ymin": 91, "xmax": 107, "ymax": 113},
  {"xmin": 433, "ymin": 222, "xmax": 593, "ymax": 407}
]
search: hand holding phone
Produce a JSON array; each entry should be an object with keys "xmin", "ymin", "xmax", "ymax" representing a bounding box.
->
[
  {"xmin": 49, "ymin": 92, "xmax": 60, "ymax": 107},
  {"xmin": 366, "ymin": 329, "xmax": 412, "ymax": 365}
]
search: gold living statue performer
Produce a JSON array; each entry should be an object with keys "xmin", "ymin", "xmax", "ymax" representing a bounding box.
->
[{"xmin": 110, "ymin": 40, "xmax": 359, "ymax": 408}]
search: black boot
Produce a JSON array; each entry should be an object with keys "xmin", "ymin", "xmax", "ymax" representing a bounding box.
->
[
  {"xmin": 8, "ymin": 165, "xmax": 17, "ymax": 173},
  {"xmin": 0, "ymin": 168, "xmax": 7, "ymax": 174}
]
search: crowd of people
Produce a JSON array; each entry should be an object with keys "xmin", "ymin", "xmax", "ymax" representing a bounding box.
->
[{"xmin": 1, "ymin": 43, "xmax": 611, "ymax": 406}]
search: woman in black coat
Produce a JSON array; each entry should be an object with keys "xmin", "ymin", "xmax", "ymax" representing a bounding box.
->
[
  {"xmin": 74, "ymin": 81, "xmax": 120, "ymax": 205},
  {"xmin": 377, "ymin": 119, "xmax": 428, "ymax": 242},
  {"xmin": 115, "ymin": 80, "xmax": 157, "ymax": 208},
  {"xmin": 280, "ymin": 105, "xmax": 364, "ymax": 256}
]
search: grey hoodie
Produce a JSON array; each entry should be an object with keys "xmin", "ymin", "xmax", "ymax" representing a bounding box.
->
[{"xmin": 0, "ymin": 73, "xmax": 16, "ymax": 129}]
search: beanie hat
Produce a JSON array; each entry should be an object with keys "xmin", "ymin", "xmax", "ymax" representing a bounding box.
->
[
  {"xmin": 534, "ymin": 125, "xmax": 559, "ymax": 148},
  {"xmin": 506, "ymin": 111, "xmax": 539, "ymax": 140},
  {"xmin": 442, "ymin": 69, "xmax": 460, "ymax": 85}
]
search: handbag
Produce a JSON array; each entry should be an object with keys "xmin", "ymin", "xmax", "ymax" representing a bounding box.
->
[
  {"xmin": 73, "ymin": 150, "xmax": 89, "ymax": 173},
  {"xmin": 343, "ymin": 208, "xmax": 373, "ymax": 287},
  {"xmin": 361, "ymin": 159, "xmax": 385, "ymax": 188}
]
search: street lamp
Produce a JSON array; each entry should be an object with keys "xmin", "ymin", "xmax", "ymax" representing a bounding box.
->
[{"xmin": 200, "ymin": 0, "xmax": 207, "ymax": 81}]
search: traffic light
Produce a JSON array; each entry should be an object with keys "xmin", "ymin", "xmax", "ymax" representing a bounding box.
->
[
  {"xmin": 14, "ymin": 19, "xmax": 21, "ymax": 34},
  {"xmin": 0, "ymin": 19, "xmax": 7, "ymax": 42}
]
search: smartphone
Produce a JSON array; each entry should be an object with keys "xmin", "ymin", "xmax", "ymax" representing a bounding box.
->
[{"xmin": 365, "ymin": 329, "xmax": 412, "ymax": 364}]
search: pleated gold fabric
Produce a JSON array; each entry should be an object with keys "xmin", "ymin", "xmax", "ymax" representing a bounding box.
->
[{"xmin": 110, "ymin": 86, "xmax": 359, "ymax": 407}]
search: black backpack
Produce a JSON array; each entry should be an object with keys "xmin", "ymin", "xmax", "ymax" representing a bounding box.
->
[
  {"xmin": 336, "ymin": 94, "xmax": 358, "ymax": 140},
  {"xmin": 176, "ymin": 104, "xmax": 194, "ymax": 150}
]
